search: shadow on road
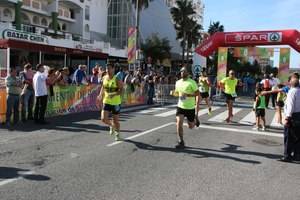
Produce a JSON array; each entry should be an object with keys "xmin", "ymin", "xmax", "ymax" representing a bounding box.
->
[
  {"xmin": 0, "ymin": 167, "xmax": 50, "ymax": 181},
  {"xmin": 0, "ymin": 111, "xmax": 136, "ymax": 134},
  {"xmin": 124, "ymin": 140, "xmax": 263, "ymax": 165}
]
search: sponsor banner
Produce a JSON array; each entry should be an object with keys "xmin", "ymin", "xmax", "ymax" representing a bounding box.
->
[
  {"xmin": 127, "ymin": 27, "xmax": 137, "ymax": 64},
  {"xmin": 2, "ymin": 29, "xmax": 49, "ymax": 44},
  {"xmin": 233, "ymin": 47, "xmax": 274, "ymax": 58},
  {"xmin": 278, "ymin": 48, "xmax": 290, "ymax": 83},
  {"xmin": 0, "ymin": 84, "xmax": 146, "ymax": 122},
  {"xmin": 217, "ymin": 47, "xmax": 228, "ymax": 81},
  {"xmin": 225, "ymin": 32, "xmax": 282, "ymax": 44}
]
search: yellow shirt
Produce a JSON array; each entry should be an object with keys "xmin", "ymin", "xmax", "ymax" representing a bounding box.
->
[
  {"xmin": 175, "ymin": 78, "xmax": 198, "ymax": 109},
  {"xmin": 221, "ymin": 77, "xmax": 238, "ymax": 95},
  {"xmin": 103, "ymin": 75, "xmax": 121, "ymax": 105}
]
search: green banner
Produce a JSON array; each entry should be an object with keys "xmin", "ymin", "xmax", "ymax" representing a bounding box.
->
[
  {"xmin": 278, "ymin": 48, "xmax": 290, "ymax": 83},
  {"xmin": 217, "ymin": 47, "xmax": 228, "ymax": 81}
]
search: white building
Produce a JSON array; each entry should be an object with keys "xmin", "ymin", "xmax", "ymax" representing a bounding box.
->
[{"xmin": 0, "ymin": 0, "xmax": 127, "ymax": 76}]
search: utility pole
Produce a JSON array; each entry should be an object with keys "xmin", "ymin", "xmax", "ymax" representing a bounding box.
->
[{"xmin": 135, "ymin": 0, "xmax": 139, "ymax": 71}]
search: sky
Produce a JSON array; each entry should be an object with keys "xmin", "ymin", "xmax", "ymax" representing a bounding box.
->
[{"xmin": 202, "ymin": 0, "xmax": 300, "ymax": 68}]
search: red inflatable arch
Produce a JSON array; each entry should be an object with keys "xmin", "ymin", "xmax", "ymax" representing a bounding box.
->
[{"xmin": 195, "ymin": 29, "xmax": 300, "ymax": 57}]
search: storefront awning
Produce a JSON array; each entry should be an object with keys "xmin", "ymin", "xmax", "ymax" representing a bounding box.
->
[{"xmin": 0, "ymin": 39, "xmax": 108, "ymax": 59}]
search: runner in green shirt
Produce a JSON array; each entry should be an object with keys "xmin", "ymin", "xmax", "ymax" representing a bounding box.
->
[
  {"xmin": 198, "ymin": 71, "xmax": 212, "ymax": 115},
  {"xmin": 172, "ymin": 67, "xmax": 200, "ymax": 149},
  {"xmin": 220, "ymin": 70, "xmax": 242, "ymax": 123}
]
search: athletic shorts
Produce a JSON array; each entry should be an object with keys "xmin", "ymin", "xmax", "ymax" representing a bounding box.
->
[
  {"xmin": 224, "ymin": 93, "xmax": 236, "ymax": 102},
  {"xmin": 255, "ymin": 109, "xmax": 265, "ymax": 117},
  {"xmin": 276, "ymin": 101, "xmax": 284, "ymax": 108},
  {"xmin": 103, "ymin": 104, "xmax": 121, "ymax": 115},
  {"xmin": 200, "ymin": 92, "xmax": 209, "ymax": 99},
  {"xmin": 176, "ymin": 107, "xmax": 195, "ymax": 123}
]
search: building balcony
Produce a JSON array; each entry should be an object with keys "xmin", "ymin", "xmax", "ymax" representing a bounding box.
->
[{"xmin": 0, "ymin": 21, "xmax": 123, "ymax": 56}]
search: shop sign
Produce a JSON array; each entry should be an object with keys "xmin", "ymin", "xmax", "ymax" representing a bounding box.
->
[{"xmin": 2, "ymin": 29, "xmax": 49, "ymax": 44}]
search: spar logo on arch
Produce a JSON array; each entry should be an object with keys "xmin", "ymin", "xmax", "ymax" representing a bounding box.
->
[{"xmin": 225, "ymin": 32, "xmax": 282, "ymax": 44}]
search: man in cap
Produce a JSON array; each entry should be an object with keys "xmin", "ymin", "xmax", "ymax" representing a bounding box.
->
[{"xmin": 172, "ymin": 67, "xmax": 200, "ymax": 149}]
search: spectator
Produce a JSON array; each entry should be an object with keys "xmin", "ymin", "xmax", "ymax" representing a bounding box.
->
[
  {"xmin": 33, "ymin": 64, "xmax": 61, "ymax": 124},
  {"xmin": 90, "ymin": 67, "xmax": 99, "ymax": 84},
  {"xmin": 57, "ymin": 67, "xmax": 71, "ymax": 86},
  {"xmin": 20, "ymin": 63, "xmax": 34, "ymax": 122},
  {"xmin": 5, "ymin": 67, "xmax": 22, "ymax": 129},
  {"xmin": 147, "ymin": 71, "xmax": 155, "ymax": 105},
  {"xmin": 260, "ymin": 74, "xmax": 274, "ymax": 109},
  {"xmin": 72, "ymin": 65, "xmax": 87, "ymax": 85},
  {"xmin": 270, "ymin": 73, "xmax": 280, "ymax": 109}
]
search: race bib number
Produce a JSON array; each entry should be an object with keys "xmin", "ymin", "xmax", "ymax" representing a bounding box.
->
[
  {"xmin": 199, "ymin": 86, "xmax": 206, "ymax": 93},
  {"xmin": 231, "ymin": 93, "xmax": 237, "ymax": 98}
]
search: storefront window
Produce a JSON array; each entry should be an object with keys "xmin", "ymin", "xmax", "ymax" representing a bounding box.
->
[
  {"xmin": 43, "ymin": 54, "xmax": 65, "ymax": 69},
  {"xmin": 10, "ymin": 49, "xmax": 39, "ymax": 71}
]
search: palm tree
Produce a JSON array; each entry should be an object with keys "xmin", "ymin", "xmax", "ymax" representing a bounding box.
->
[
  {"xmin": 141, "ymin": 34, "xmax": 172, "ymax": 65},
  {"xmin": 186, "ymin": 19, "xmax": 203, "ymax": 62},
  {"xmin": 207, "ymin": 21, "xmax": 225, "ymax": 74},
  {"xmin": 208, "ymin": 21, "xmax": 224, "ymax": 36},
  {"xmin": 171, "ymin": 0, "xmax": 195, "ymax": 64}
]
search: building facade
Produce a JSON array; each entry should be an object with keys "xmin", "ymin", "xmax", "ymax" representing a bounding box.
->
[{"xmin": 0, "ymin": 0, "xmax": 127, "ymax": 77}]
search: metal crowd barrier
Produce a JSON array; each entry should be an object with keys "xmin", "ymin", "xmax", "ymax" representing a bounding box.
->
[{"xmin": 154, "ymin": 84, "xmax": 177, "ymax": 105}]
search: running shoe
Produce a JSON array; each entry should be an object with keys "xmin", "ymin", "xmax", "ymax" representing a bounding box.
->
[
  {"xmin": 252, "ymin": 126, "xmax": 259, "ymax": 131},
  {"xmin": 109, "ymin": 126, "xmax": 115, "ymax": 135},
  {"xmin": 175, "ymin": 141, "xmax": 185, "ymax": 149},
  {"xmin": 262, "ymin": 126, "xmax": 266, "ymax": 131},
  {"xmin": 208, "ymin": 107, "xmax": 212, "ymax": 115},
  {"xmin": 114, "ymin": 131, "xmax": 121, "ymax": 141}
]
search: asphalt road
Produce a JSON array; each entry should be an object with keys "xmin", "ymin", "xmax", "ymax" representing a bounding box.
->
[{"xmin": 0, "ymin": 104, "xmax": 299, "ymax": 200}]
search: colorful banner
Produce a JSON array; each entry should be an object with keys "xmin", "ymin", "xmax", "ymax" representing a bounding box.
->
[
  {"xmin": 217, "ymin": 47, "xmax": 228, "ymax": 81},
  {"xmin": 233, "ymin": 47, "xmax": 248, "ymax": 58},
  {"xmin": 0, "ymin": 84, "xmax": 147, "ymax": 122},
  {"xmin": 127, "ymin": 27, "xmax": 137, "ymax": 64},
  {"xmin": 233, "ymin": 47, "xmax": 273, "ymax": 58},
  {"xmin": 278, "ymin": 48, "xmax": 290, "ymax": 83}
]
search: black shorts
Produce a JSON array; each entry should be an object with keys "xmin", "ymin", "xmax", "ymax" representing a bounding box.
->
[
  {"xmin": 200, "ymin": 92, "xmax": 209, "ymax": 99},
  {"xmin": 255, "ymin": 109, "xmax": 265, "ymax": 117},
  {"xmin": 103, "ymin": 104, "xmax": 121, "ymax": 115},
  {"xmin": 276, "ymin": 101, "xmax": 284, "ymax": 108},
  {"xmin": 224, "ymin": 93, "xmax": 236, "ymax": 102},
  {"xmin": 176, "ymin": 107, "xmax": 195, "ymax": 123}
]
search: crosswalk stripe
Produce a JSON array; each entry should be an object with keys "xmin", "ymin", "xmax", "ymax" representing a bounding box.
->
[
  {"xmin": 154, "ymin": 110, "xmax": 177, "ymax": 117},
  {"xmin": 270, "ymin": 111, "xmax": 285, "ymax": 128},
  {"xmin": 239, "ymin": 111, "xmax": 256, "ymax": 125},
  {"xmin": 155, "ymin": 106, "xmax": 221, "ymax": 118},
  {"xmin": 208, "ymin": 108, "xmax": 242, "ymax": 122},
  {"xmin": 138, "ymin": 107, "xmax": 167, "ymax": 114},
  {"xmin": 197, "ymin": 106, "xmax": 220, "ymax": 116}
]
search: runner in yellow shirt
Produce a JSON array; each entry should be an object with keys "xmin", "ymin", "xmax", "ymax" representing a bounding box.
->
[
  {"xmin": 98, "ymin": 64, "xmax": 123, "ymax": 141},
  {"xmin": 172, "ymin": 67, "xmax": 200, "ymax": 149},
  {"xmin": 220, "ymin": 70, "xmax": 242, "ymax": 123}
]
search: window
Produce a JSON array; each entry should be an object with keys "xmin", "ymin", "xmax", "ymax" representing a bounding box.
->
[
  {"xmin": 85, "ymin": 6, "xmax": 90, "ymax": 20},
  {"xmin": 21, "ymin": 13, "xmax": 31, "ymax": 24},
  {"xmin": 33, "ymin": 16, "xmax": 39, "ymax": 25},
  {"xmin": 3, "ymin": 8, "xmax": 12, "ymax": 18},
  {"xmin": 85, "ymin": 24, "xmax": 90, "ymax": 32},
  {"xmin": 41, "ymin": 18, "xmax": 48, "ymax": 26},
  {"xmin": 62, "ymin": 23, "xmax": 67, "ymax": 31}
]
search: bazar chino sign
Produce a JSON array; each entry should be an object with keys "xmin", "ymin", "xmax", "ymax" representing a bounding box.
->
[
  {"xmin": 2, "ymin": 29, "xmax": 48, "ymax": 44},
  {"xmin": 225, "ymin": 32, "xmax": 282, "ymax": 44}
]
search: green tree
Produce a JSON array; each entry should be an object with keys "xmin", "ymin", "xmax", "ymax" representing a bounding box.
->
[
  {"xmin": 171, "ymin": 0, "xmax": 195, "ymax": 64},
  {"xmin": 141, "ymin": 34, "xmax": 172, "ymax": 65},
  {"xmin": 208, "ymin": 21, "xmax": 224, "ymax": 35},
  {"xmin": 186, "ymin": 19, "xmax": 203, "ymax": 63},
  {"xmin": 207, "ymin": 21, "xmax": 225, "ymax": 75}
]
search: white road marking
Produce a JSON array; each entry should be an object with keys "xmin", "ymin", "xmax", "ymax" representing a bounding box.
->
[
  {"xmin": 184, "ymin": 123, "xmax": 283, "ymax": 138},
  {"xmin": 138, "ymin": 107, "xmax": 167, "ymax": 114},
  {"xmin": 107, "ymin": 122, "xmax": 174, "ymax": 147},
  {"xmin": 0, "ymin": 171, "xmax": 35, "ymax": 187},
  {"xmin": 197, "ymin": 106, "xmax": 221, "ymax": 116},
  {"xmin": 270, "ymin": 112, "xmax": 285, "ymax": 128},
  {"xmin": 239, "ymin": 111, "xmax": 256, "ymax": 125},
  {"xmin": 208, "ymin": 108, "xmax": 242, "ymax": 123},
  {"xmin": 154, "ymin": 110, "xmax": 177, "ymax": 117}
]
